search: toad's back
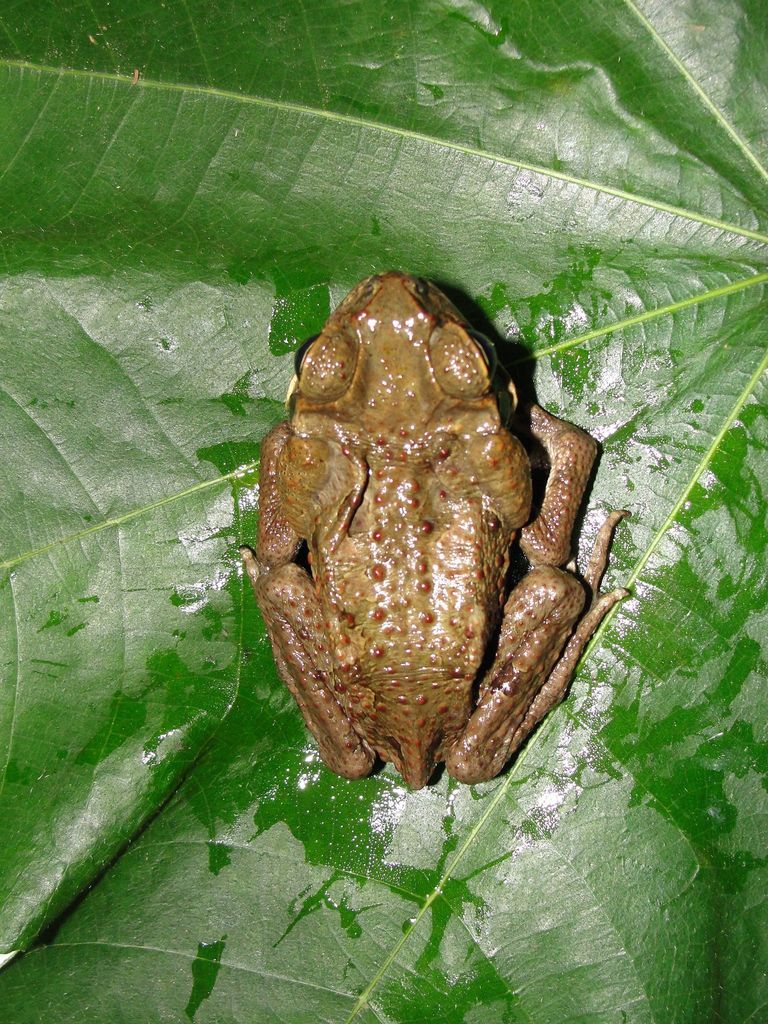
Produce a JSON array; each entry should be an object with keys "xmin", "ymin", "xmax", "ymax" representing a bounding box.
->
[{"xmin": 312, "ymin": 452, "xmax": 510, "ymax": 780}]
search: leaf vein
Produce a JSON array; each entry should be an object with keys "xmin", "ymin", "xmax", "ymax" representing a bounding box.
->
[
  {"xmin": 623, "ymin": 347, "xmax": 768, "ymax": 591},
  {"xmin": 0, "ymin": 574, "xmax": 21, "ymax": 800},
  {"xmin": 0, "ymin": 71, "xmax": 60, "ymax": 185},
  {"xmin": 63, "ymin": 93, "xmax": 138, "ymax": 217},
  {"xmin": 143, "ymin": 837, "xmax": 426, "ymax": 904},
  {"xmin": 1, "ymin": 58, "xmax": 766, "ymax": 244},
  {"xmin": 0, "ymin": 382, "xmax": 102, "ymax": 519},
  {"xmin": 40, "ymin": 281, "xmax": 204, "ymax": 480},
  {"xmin": 445, "ymin": 899, "xmax": 535, "ymax": 1023},
  {"xmin": 0, "ymin": 464, "xmax": 256, "ymax": 572},
  {"xmin": 343, "ymin": 777, "xmax": 511, "ymax": 1022},
  {"xmin": 178, "ymin": 0, "xmax": 212, "ymax": 84},
  {"xmin": 34, "ymin": 939, "xmax": 353, "ymax": 996},
  {"xmin": 621, "ymin": 0, "xmax": 768, "ymax": 185},
  {"xmin": 0, "ymin": 14, "xmax": 21, "ymax": 57},
  {"xmin": 529, "ymin": 271, "xmax": 768, "ymax": 360}
]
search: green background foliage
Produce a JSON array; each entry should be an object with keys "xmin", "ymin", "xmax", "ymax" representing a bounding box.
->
[{"xmin": 0, "ymin": 1, "xmax": 766, "ymax": 1020}]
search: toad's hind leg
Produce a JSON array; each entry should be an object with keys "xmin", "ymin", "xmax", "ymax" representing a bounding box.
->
[
  {"xmin": 446, "ymin": 512, "xmax": 627, "ymax": 785},
  {"xmin": 242, "ymin": 552, "xmax": 375, "ymax": 780}
]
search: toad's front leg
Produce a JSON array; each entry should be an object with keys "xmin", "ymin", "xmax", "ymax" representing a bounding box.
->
[{"xmin": 240, "ymin": 423, "xmax": 374, "ymax": 780}]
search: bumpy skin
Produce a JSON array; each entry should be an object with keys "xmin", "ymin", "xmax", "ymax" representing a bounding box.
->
[{"xmin": 242, "ymin": 272, "xmax": 627, "ymax": 789}]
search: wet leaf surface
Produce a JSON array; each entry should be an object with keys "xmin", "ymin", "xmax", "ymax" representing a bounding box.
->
[{"xmin": 0, "ymin": 1, "xmax": 766, "ymax": 1020}]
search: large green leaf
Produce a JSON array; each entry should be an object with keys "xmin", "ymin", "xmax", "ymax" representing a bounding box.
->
[{"xmin": 1, "ymin": 0, "xmax": 766, "ymax": 1020}]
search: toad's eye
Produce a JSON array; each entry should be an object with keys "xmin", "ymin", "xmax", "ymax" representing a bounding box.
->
[
  {"xmin": 466, "ymin": 329, "xmax": 497, "ymax": 375},
  {"xmin": 428, "ymin": 323, "xmax": 495, "ymax": 399},
  {"xmin": 294, "ymin": 335, "xmax": 319, "ymax": 376}
]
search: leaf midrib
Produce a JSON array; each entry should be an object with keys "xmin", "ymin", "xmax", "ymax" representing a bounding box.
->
[{"xmin": 1, "ymin": 57, "xmax": 767, "ymax": 246}]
